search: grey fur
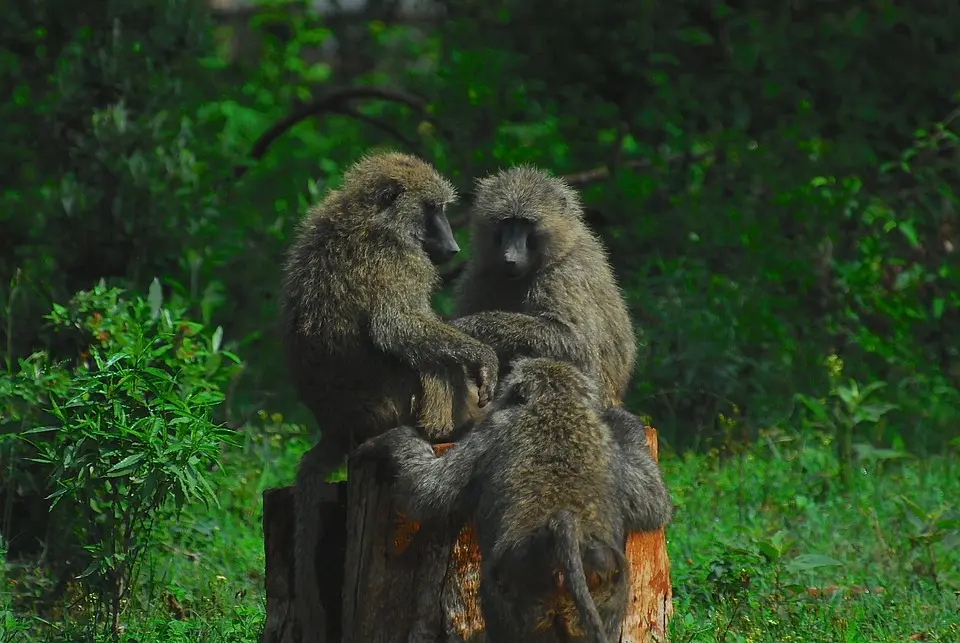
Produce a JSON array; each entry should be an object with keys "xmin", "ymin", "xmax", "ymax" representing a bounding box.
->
[
  {"xmin": 354, "ymin": 358, "xmax": 672, "ymax": 642},
  {"xmin": 452, "ymin": 166, "xmax": 636, "ymax": 407}
]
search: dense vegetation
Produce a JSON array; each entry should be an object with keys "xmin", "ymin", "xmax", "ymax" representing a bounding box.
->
[{"xmin": 1, "ymin": 0, "xmax": 958, "ymax": 641}]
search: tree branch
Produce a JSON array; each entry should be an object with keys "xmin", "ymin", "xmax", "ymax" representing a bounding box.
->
[
  {"xmin": 562, "ymin": 148, "xmax": 718, "ymax": 187},
  {"xmin": 328, "ymin": 105, "xmax": 420, "ymax": 153},
  {"xmin": 234, "ymin": 86, "xmax": 434, "ymax": 179},
  {"xmin": 562, "ymin": 158, "xmax": 652, "ymax": 187}
]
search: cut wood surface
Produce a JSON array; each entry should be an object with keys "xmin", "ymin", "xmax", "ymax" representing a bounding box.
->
[
  {"xmin": 620, "ymin": 427, "xmax": 674, "ymax": 642},
  {"xmin": 260, "ymin": 428, "xmax": 672, "ymax": 643}
]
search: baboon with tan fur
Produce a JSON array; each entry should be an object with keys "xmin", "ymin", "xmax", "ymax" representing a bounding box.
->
[
  {"xmin": 451, "ymin": 165, "xmax": 636, "ymax": 408},
  {"xmin": 280, "ymin": 151, "xmax": 500, "ymax": 642}
]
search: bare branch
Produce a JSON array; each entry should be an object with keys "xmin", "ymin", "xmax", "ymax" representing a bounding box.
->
[
  {"xmin": 328, "ymin": 105, "xmax": 420, "ymax": 153},
  {"xmin": 563, "ymin": 149, "xmax": 717, "ymax": 187},
  {"xmin": 562, "ymin": 158, "xmax": 651, "ymax": 187},
  {"xmin": 235, "ymin": 86, "xmax": 434, "ymax": 179}
]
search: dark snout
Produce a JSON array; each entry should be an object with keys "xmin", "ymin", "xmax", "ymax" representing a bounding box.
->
[
  {"xmin": 424, "ymin": 208, "xmax": 461, "ymax": 265},
  {"xmin": 429, "ymin": 236, "xmax": 460, "ymax": 265}
]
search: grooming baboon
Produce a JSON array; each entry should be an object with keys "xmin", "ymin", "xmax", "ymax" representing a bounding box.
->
[
  {"xmin": 355, "ymin": 358, "xmax": 673, "ymax": 642},
  {"xmin": 280, "ymin": 151, "xmax": 500, "ymax": 642},
  {"xmin": 451, "ymin": 165, "xmax": 637, "ymax": 407}
]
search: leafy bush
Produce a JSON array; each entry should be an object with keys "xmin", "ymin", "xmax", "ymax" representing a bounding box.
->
[{"xmin": 2, "ymin": 281, "xmax": 240, "ymax": 639}]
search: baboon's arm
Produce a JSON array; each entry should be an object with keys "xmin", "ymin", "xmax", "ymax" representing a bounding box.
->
[
  {"xmin": 369, "ymin": 308, "xmax": 494, "ymax": 371},
  {"xmin": 370, "ymin": 307, "xmax": 499, "ymax": 404},
  {"xmin": 450, "ymin": 311, "xmax": 587, "ymax": 368},
  {"xmin": 603, "ymin": 407, "xmax": 674, "ymax": 532},
  {"xmin": 354, "ymin": 425, "xmax": 486, "ymax": 521}
]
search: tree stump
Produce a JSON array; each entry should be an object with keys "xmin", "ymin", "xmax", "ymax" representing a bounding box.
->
[
  {"xmin": 259, "ymin": 483, "xmax": 348, "ymax": 643},
  {"xmin": 260, "ymin": 428, "xmax": 672, "ymax": 643}
]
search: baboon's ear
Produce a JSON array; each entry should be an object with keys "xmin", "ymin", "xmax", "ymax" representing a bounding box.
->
[{"xmin": 366, "ymin": 177, "xmax": 405, "ymax": 210}]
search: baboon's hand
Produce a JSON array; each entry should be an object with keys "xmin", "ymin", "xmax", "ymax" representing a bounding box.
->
[
  {"xmin": 353, "ymin": 427, "xmax": 415, "ymax": 474},
  {"xmin": 471, "ymin": 345, "xmax": 499, "ymax": 408}
]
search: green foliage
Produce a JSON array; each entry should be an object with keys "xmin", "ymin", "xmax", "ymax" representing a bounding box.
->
[
  {"xmin": 796, "ymin": 356, "xmax": 899, "ymax": 488},
  {"xmin": 3, "ymin": 0, "xmax": 960, "ymax": 638},
  {"xmin": 0, "ymin": 541, "xmax": 31, "ymax": 642},
  {"xmin": 667, "ymin": 431, "xmax": 959, "ymax": 641},
  {"xmin": 9, "ymin": 420, "xmax": 957, "ymax": 642},
  {"xmin": 0, "ymin": 0, "xmax": 223, "ymax": 296},
  {"xmin": 3, "ymin": 282, "xmax": 239, "ymax": 640}
]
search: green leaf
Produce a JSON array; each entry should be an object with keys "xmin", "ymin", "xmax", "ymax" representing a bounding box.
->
[
  {"xmin": 148, "ymin": 278, "xmax": 163, "ymax": 320},
  {"xmin": 301, "ymin": 62, "xmax": 331, "ymax": 83},
  {"xmin": 190, "ymin": 391, "xmax": 225, "ymax": 406},
  {"xmin": 20, "ymin": 425, "xmax": 59, "ymax": 435},
  {"xmin": 212, "ymin": 326, "xmax": 224, "ymax": 354},
  {"xmin": 898, "ymin": 221, "xmax": 919, "ymax": 247},
  {"xmin": 105, "ymin": 452, "xmax": 146, "ymax": 477},
  {"xmin": 755, "ymin": 539, "xmax": 781, "ymax": 562},
  {"xmin": 897, "ymin": 495, "xmax": 929, "ymax": 522},
  {"xmin": 102, "ymin": 351, "xmax": 128, "ymax": 371},
  {"xmin": 786, "ymin": 553, "xmax": 843, "ymax": 572},
  {"xmin": 932, "ymin": 298, "xmax": 945, "ymax": 319},
  {"xmin": 934, "ymin": 517, "xmax": 960, "ymax": 531},
  {"xmin": 796, "ymin": 395, "xmax": 831, "ymax": 425},
  {"xmin": 77, "ymin": 559, "xmax": 100, "ymax": 580},
  {"xmin": 856, "ymin": 445, "xmax": 910, "ymax": 461}
]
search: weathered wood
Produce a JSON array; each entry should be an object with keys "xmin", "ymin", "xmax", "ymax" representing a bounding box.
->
[
  {"xmin": 341, "ymin": 442, "xmax": 480, "ymax": 643},
  {"xmin": 259, "ymin": 483, "xmax": 347, "ymax": 643},
  {"xmin": 262, "ymin": 428, "xmax": 672, "ymax": 643}
]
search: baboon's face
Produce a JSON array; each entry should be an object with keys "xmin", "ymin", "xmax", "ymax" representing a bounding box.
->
[
  {"xmin": 492, "ymin": 216, "xmax": 541, "ymax": 278},
  {"xmin": 382, "ymin": 187, "xmax": 460, "ymax": 265},
  {"xmin": 473, "ymin": 167, "xmax": 579, "ymax": 278},
  {"xmin": 343, "ymin": 152, "xmax": 459, "ymax": 265},
  {"xmin": 418, "ymin": 201, "xmax": 460, "ymax": 265},
  {"xmin": 366, "ymin": 178, "xmax": 459, "ymax": 265}
]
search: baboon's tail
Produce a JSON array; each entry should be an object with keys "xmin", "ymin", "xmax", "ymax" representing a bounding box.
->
[{"xmin": 549, "ymin": 510, "xmax": 608, "ymax": 643}]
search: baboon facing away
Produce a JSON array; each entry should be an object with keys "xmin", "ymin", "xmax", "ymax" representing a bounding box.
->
[
  {"xmin": 451, "ymin": 166, "xmax": 637, "ymax": 407},
  {"xmin": 280, "ymin": 151, "xmax": 500, "ymax": 642},
  {"xmin": 355, "ymin": 358, "xmax": 673, "ymax": 642}
]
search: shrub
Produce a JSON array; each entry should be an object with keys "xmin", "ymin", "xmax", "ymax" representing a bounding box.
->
[{"xmin": 1, "ymin": 280, "xmax": 240, "ymax": 639}]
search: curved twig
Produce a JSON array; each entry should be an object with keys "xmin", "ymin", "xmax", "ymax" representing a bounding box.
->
[
  {"xmin": 562, "ymin": 158, "xmax": 651, "ymax": 187},
  {"xmin": 235, "ymin": 86, "xmax": 433, "ymax": 179},
  {"xmin": 328, "ymin": 105, "xmax": 420, "ymax": 152}
]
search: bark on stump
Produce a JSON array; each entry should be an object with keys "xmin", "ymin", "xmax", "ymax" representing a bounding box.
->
[
  {"xmin": 260, "ymin": 427, "xmax": 672, "ymax": 643},
  {"xmin": 259, "ymin": 482, "xmax": 348, "ymax": 643}
]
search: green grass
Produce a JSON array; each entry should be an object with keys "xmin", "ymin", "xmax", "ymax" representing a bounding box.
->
[
  {"xmin": 666, "ymin": 429, "xmax": 959, "ymax": 642},
  {"xmin": 4, "ymin": 422, "xmax": 958, "ymax": 642}
]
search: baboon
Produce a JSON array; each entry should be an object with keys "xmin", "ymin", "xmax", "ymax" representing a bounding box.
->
[
  {"xmin": 355, "ymin": 358, "xmax": 673, "ymax": 642},
  {"xmin": 280, "ymin": 151, "xmax": 500, "ymax": 642},
  {"xmin": 451, "ymin": 165, "xmax": 637, "ymax": 408}
]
